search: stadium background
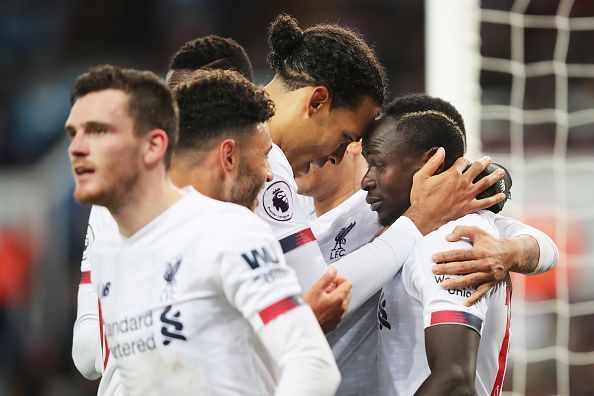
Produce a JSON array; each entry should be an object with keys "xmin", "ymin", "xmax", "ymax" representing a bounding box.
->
[{"xmin": 0, "ymin": 0, "xmax": 592, "ymax": 394}]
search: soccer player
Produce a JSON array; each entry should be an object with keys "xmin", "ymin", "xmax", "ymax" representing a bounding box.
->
[
  {"xmin": 296, "ymin": 96, "xmax": 558, "ymax": 395},
  {"xmin": 166, "ymin": 34, "xmax": 254, "ymax": 84},
  {"xmin": 67, "ymin": 65, "xmax": 341, "ymax": 395},
  {"xmin": 71, "ymin": 35, "xmax": 267, "ymax": 389},
  {"xmin": 365, "ymin": 95, "xmax": 521, "ymax": 395}
]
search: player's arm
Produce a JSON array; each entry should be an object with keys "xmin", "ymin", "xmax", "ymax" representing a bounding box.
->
[
  {"xmin": 256, "ymin": 169, "xmax": 351, "ymax": 331},
  {"xmin": 219, "ymin": 222, "xmax": 341, "ymax": 395},
  {"xmin": 406, "ymin": 223, "xmax": 493, "ymax": 395},
  {"xmin": 72, "ymin": 274, "xmax": 102, "ymax": 379},
  {"xmin": 431, "ymin": 216, "xmax": 559, "ymax": 305},
  {"xmin": 258, "ymin": 304, "xmax": 341, "ymax": 396},
  {"xmin": 416, "ymin": 325, "xmax": 479, "ymax": 396},
  {"xmin": 72, "ymin": 206, "xmax": 112, "ymax": 379}
]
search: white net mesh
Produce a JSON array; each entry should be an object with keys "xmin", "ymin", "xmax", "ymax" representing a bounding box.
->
[{"xmin": 427, "ymin": 0, "xmax": 594, "ymax": 394}]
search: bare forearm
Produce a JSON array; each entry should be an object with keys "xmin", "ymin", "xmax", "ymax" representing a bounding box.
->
[
  {"xmin": 416, "ymin": 368, "xmax": 475, "ymax": 396},
  {"xmin": 508, "ymin": 235, "xmax": 540, "ymax": 274}
]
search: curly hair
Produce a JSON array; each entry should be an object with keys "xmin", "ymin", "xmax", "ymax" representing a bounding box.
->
[
  {"xmin": 169, "ymin": 35, "xmax": 253, "ymax": 81},
  {"xmin": 71, "ymin": 64, "xmax": 179, "ymax": 168},
  {"xmin": 267, "ymin": 14, "xmax": 387, "ymax": 109},
  {"xmin": 172, "ymin": 69, "xmax": 274, "ymax": 155},
  {"xmin": 379, "ymin": 93, "xmax": 466, "ymax": 169}
]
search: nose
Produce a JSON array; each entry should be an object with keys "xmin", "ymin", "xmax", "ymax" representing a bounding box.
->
[
  {"xmin": 361, "ymin": 168, "xmax": 375, "ymax": 191},
  {"xmin": 68, "ymin": 131, "xmax": 89, "ymax": 159},
  {"xmin": 327, "ymin": 141, "xmax": 349, "ymax": 165}
]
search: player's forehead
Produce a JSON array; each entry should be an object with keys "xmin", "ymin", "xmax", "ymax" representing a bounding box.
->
[
  {"xmin": 67, "ymin": 89, "xmax": 131, "ymax": 127},
  {"xmin": 333, "ymin": 95, "xmax": 381, "ymax": 139},
  {"xmin": 362, "ymin": 117, "xmax": 398, "ymax": 158}
]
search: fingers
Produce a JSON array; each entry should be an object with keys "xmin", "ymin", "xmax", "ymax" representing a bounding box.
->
[
  {"xmin": 464, "ymin": 282, "xmax": 495, "ymax": 307},
  {"xmin": 450, "ymin": 155, "xmax": 470, "ymax": 174},
  {"xmin": 414, "ymin": 147, "xmax": 445, "ymax": 179},
  {"xmin": 440, "ymin": 272, "xmax": 492, "ymax": 290},
  {"xmin": 315, "ymin": 266, "xmax": 338, "ymax": 291},
  {"xmin": 471, "ymin": 193, "xmax": 506, "ymax": 212},
  {"xmin": 432, "ymin": 259, "xmax": 492, "ymax": 276},
  {"xmin": 444, "ymin": 226, "xmax": 487, "ymax": 243},
  {"xmin": 432, "ymin": 247, "xmax": 486, "ymax": 264},
  {"xmin": 462, "ymin": 155, "xmax": 491, "ymax": 180}
]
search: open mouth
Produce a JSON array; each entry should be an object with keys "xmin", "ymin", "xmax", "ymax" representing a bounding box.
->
[{"xmin": 74, "ymin": 166, "xmax": 95, "ymax": 177}]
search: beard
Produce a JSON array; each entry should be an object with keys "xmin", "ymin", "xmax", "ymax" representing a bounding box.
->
[
  {"xmin": 229, "ymin": 161, "xmax": 265, "ymax": 211},
  {"xmin": 74, "ymin": 158, "xmax": 141, "ymax": 211}
]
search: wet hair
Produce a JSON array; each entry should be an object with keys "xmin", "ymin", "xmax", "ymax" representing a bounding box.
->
[
  {"xmin": 267, "ymin": 14, "xmax": 387, "ymax": 109},
  {"xmin": 71, "ymin": 64, "xmax": 179, "ymax": 168},
  {"xmin": 168, "ymin": 35, "xmax": 253, "ymax": 81},
  {"xmin": 380, "ymin": 93, "xmax": 466, "ymax": 169},
  {"xmin": 172, "ymin": 69, "xmax": 274, "ymax": 155}
]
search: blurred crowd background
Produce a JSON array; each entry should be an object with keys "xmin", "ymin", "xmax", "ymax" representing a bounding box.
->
[{"xmin": 0, "ymin": 0, "xmax": 592, "ymax": 395}]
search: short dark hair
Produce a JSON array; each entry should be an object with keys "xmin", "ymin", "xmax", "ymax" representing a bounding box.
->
[
  {"xmin": 172, "ymin": 69, "xmax": 275, "ymax": 155},
  {"xmin": 381, "ymin": 93, "xmax": 466, "ymax": 168},
  {"xmin": 168, "ymin": 35, "xmax": 253, "ymax": 81},
  {"xmin": 267, "ymin": 14, "xmax": 387, "ymax": 109},
  {"xmin": 71, "ymin": 64, "xmax": 179, "ymax": 168}
]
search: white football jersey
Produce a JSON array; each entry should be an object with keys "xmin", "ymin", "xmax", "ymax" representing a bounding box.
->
[
  {"xmin": 90, "ymin": 188, "xmax": 305, "ymax": 396},
  {"xmin": 378, "ymin": 211, "xmax": 511, "ymax": 396},
  {"xmin": 311, "ymin": 190, "xmax": 380, "ymax": 264},
  {"xmin": 311, "ymin": 190, "xmax": 382, "ymax": 396},
  {"xmin": 78, "ymin": 205, "xmax": 122, "ymax": 396},
  {"xmin": 254, "ymin": 144, "xmax": 327, "ymax": 289}
]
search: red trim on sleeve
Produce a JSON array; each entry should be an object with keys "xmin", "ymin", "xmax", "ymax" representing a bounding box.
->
[
  {"xmin": 258, "ymin": 296, "xmax": 301, "ymax": 325},
  {"xmin": 430, "ymin": 310, "xmax": 483, "ymax": 333},
  {"xmin": 80, "ymin": 271, "xmax": 91, "ymax": 284},
  {"xmin": 490, "ymin": 285, "xmax": 512, "ymax": 396},
  {"xmin": 98, "ymin": 300, "xmax": 110, "ymax": 370}
]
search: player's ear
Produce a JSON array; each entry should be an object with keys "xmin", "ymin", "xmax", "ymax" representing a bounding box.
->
[
  {"xmin": 143, "ymin": 129, "xmax": 169, "ymax": 168},
  {"xmin": 219, "ymin": 139, "xmax": 238, "ymax": 174},
  {"xmin": 421, "ymin": 147, "xmax": 446, "ymax": 175},
  {"xmin": 306, "ymin": 86, "xmax": 330, "ymax": 117}
]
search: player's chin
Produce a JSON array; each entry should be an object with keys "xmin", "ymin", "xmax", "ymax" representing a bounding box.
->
[
  {"xmin": 74, "ymin": 187, "xmax": 106, "ymax": 206},
  {"xmin": 377, "ymin": 210, "xmax": 399, "ymax": 227}
]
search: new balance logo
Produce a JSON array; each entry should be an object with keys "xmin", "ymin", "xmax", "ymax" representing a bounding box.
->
[
  {"xmin": 160, "ymin": 305, "xmax": 187, "ymax": 346},
  {"xmin": 102, "ymin": 282, "xmax": 111, "ymax": 297},
  {"xmin": 330, "ymin": 222, "xmax": 356, "ymax": 260},
  {"xmin": 241, "ymin": 247, "xmax": 279, "ymax": 269},
  {"xmin": 378, "ymin": 291, "xmax": 391, "ymax": 330}
]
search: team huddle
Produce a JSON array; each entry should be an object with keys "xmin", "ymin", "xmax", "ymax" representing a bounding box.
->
[{"xmin": 69, "ymin": 14, "xmax": 559, "ymax": 396}]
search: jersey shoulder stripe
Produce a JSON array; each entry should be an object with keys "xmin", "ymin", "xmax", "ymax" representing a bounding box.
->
[
  {"xmin": 429, "ymin": 310, "xmax": 483, "ymax": 333},
  {"xmin": 278, "ymin": 228, "xmax": 316, "ymax": 254}
]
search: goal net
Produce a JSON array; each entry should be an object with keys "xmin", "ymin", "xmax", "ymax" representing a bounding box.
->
[{"xmin": 426, "ymin": 0, "xmax": 594, "ymax": 394}]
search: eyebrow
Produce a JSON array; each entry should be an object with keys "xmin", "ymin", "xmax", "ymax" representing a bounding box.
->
[{"xmin": 64, "ymin": 121, "xmax": 113, "ymax": 137}]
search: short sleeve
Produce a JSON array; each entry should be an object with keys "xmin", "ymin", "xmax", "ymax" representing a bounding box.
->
[
  {"xmin": 254, "ymin": 145, "xmax": 313, "ymax": 242},
  {"xmin": 217, "ymin": 216, "xmax": 304, "ymax": 331},
  {"xmin": 404, "ymin": 218, "xmax": 492, "ymax": 335}
]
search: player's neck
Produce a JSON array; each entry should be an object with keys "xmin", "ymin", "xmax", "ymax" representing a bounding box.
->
[
  {"xmin": 314, "ymin": 183, "xmax": 358, "ymax": 217},
  {"xmin": 315, "ymin": 155, "xmax": 367, "ymax": 216},
  {"xmin": 110, "ymin": 173, "xmax": 184, "ymax": 238}
]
